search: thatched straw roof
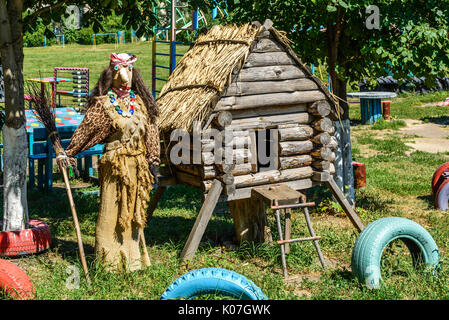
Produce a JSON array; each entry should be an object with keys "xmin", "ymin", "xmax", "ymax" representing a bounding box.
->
[
  {"xmin": 157, "ymin": 22, "xmax": 337, "ymax": 133},
  {"xmin": 157, "ymin": 23, "xmax": 261, "ymax": 132}
]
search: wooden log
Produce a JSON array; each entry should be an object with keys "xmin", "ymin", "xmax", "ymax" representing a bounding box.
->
[
  {"xmin": 278, "ymin": 125, "xmax": 314, "ymax": 141},
  {"xmin": 146, "ymin": 186, "xmax": 166, "ymax": 222},
  {"xmin": 233, "ymin": 167, "xmax": 313, "ymax": 188},
  {"xmin": 231, "ymin": 163, "xmax": 253, "ymax": 176},
  {"xmin": 212, "ymin": 111, "xmax": 233, "ymax": 128},
  {"xmin": 216, "ymin": 90, "xmax": 326, "ymax": 110},
  {"xmin": 216, "ymin": 162, "xmax": 236, "ymax": 173},
  {"xmin": 279, "ymin": 140, "xmax": 314, "ymax": 156},
  {"xmin": 308, "ymin": 100, "xmax": 332, "ymax": 117},
  {"xmin": 311, "ymin": 147, "xmax": 335, "ymax": 161},
  {"xmin": 252, "ymin": 38, "xmax": 284, "ymax": 52},
  {"xmin": 329, "ymin": 163, "xmax": 335, "ymax": 174},
  {"xmin": 228, "ymin": 113, "xmax": 312, "ymax": 130},
  {"xmin": 225, "ymin": 178, "xmax": 314, "ymax": 202},
  {"xmin": 228, "ymin": 104, "xmax": 307, "ymax": 120},
  {"xmin": 234, "ymin": 65, "xmax": 305, "ymax": 82},
  {"xmin": 224, "ymin": 79, "xmax": 319, "ymax": 97},
  {"xmin": 249, "ymin": 131, "xmax": 258, "ymax": 172},
  {"xmin": 180, "ymin": 179, "xmax": 223, "ymax": 261},
  {"xmin": 256, "ymin": 30, "xmax": 271, "ymax": 39},
  {"xmin": 243, "ymin": 52, "xmax": 296, "ymax": 68},
  {"xmin": 224, "ymin": 135, "xmax": 250, "ymax": 148},
  {"xmin": 312, "ymin": 160, "xmax": 330, "ymax": 171},
  {"xmin": 326, "ymin": 136, "xmax": 338, "ymax": 150},
  {"xmin": 313, "ymin": 117, "xmax": 334, "ymax": 133},
  {"xmin": 175, "ymin": 170, "xmax": 211, "ymax": 191},
  {"xmin": 219, "ymin": 173, "xmax": 235, "ymax": 185},
  {"xmin": 158, "ymin": 175, "xmax": 177, "ymax": 187},
  {"xmin": 216, "ymin": 147, "xmax": 252, "ymax": 164},
  {"xmin": 311, "ymin": 132, "xmax": 332, "ymax": 145},
  {"xmin": 279, "ymin": 155, "xmax": 313, "ymax": 170}
]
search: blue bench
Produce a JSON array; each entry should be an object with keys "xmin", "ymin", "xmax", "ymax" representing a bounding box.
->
[{"xmin": 28, "ymin": 126, "xmax": 103, "ymax": 190}]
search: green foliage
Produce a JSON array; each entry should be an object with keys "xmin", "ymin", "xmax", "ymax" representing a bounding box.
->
[{"xmin": 202, "ymin": 0, "xmax": 449, "ymax": 92}]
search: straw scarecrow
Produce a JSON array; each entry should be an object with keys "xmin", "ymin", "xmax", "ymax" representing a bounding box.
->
[{"xmin": 66, "ymin": 53, "xmax": 160, "ymax": 271}]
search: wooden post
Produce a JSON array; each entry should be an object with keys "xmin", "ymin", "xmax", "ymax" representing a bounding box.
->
[
  {"xmin": 146, "ymin": 186, "xmax": 166, "ymax": 222},
  {"xmin": 179, "ymin": 179, "xmax": 223, "ymax": 262}
]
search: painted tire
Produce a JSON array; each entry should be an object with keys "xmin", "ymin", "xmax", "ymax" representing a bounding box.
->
[
  {"xmin": 0, "ymin": 219, "xmax": 51, "ymax": 256},
  {"xmin": 0, "ymin": 259, "xmax": 35, "ymax": 299},
  {"xmin": 435, "ymin": 179, "xmax": 449, "ymax": 210},
  {"xmin": 351, "ymin": 217, "xmax": 440, "ymax": 289},
  {"xmin": 431, "ymin": 161, "xmax": 449, "ymax": 195},
  {"xmin": 160, "ymin": 268, "xmax": 268, "ymax": 300}
]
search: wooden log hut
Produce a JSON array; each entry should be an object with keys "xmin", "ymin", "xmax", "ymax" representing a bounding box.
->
[{"xmin": 151, "ymin": 20, "xmax": 364, "ymax": 262}]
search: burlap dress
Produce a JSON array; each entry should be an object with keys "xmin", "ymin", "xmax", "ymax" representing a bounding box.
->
[{"xmin": 66, "ymin": 94, "xmax": 160, "ymax": 271}]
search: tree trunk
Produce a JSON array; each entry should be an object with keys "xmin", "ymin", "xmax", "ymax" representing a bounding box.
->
[{"xmin": 0, "ymin": 0, "xmax": 29, "ymax": 231}]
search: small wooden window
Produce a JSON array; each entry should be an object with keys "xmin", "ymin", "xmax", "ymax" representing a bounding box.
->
[{"xmin": 254, "ymin": 129, "xmax": 278, "ymax": 172}]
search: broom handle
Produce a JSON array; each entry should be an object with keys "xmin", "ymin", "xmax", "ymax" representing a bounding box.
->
[{"xmin": 59, "ymin": 163, "xmax": 91, "ymax": 286}]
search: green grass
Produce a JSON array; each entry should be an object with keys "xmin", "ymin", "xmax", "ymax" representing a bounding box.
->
[{"xmin": 1, "ymin": 42, "xmax": 449, "ymax": 300}]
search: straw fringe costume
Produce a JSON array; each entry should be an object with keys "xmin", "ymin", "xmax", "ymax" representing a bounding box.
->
[{"xmin": 66, "ymin": 94, "xmax": 160, "ymax": 271}]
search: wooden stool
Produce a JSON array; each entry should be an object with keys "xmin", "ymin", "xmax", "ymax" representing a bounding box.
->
[{"xmin": 252, "ymin": 185, "xmax": 326, "ymax": 277}]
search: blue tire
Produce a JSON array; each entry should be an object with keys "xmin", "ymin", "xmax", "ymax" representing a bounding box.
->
[
  {"xmin": 351, "ymin": 217, "xmax": 440, "ymax": 289},
  {"xmin": 160, "ymin": 268, "xmax": 268, "ymax": 300}
]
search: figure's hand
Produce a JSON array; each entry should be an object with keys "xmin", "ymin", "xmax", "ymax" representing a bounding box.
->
[{"xmin": 67, "ymin": 157, "xmax": 80, "ymax": 179}]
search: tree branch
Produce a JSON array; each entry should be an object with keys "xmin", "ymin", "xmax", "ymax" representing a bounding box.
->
[{"xmin": 26, "ymin": 0, "xmax": 70, "ymax": 23}]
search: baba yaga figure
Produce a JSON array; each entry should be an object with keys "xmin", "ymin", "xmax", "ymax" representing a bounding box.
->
[{"xmin": 66, "ymin": 53, "xmax": 160, "ymax": 271}]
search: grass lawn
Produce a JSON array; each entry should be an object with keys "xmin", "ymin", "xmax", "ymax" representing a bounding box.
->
[{"xmin": 1, "ymin": 42, "xmax": 449, "ymax": 300}]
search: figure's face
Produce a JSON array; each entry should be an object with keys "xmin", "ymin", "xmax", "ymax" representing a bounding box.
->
[{"xmin": 112, "ymin": 64, "xmax": 133, "ymax": 90}]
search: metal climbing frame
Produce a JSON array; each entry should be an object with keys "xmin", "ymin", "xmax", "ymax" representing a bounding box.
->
[{"xmin": 151, "ymin": 1, "xmax": 201, "ymax": 98}]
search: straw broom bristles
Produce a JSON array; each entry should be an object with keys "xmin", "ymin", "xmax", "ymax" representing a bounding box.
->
[{"xmin": 157, "ymin": 24, "xmax": 262, "ymax": 132}]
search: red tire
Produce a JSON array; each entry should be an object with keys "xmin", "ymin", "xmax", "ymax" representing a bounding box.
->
[
  {"xmin": 0, "ymin": 259, "xmax": 35, "ymax": 300},
  {"xmin": 0, "ymin": 219, "xmax": 51, "ymax": 256},
  {"xmin": 435, "ymin": 178, "xmax": 449, "ymax": 210},
  {"xmin": 431, "ymin": 162, "xmax": 449, "ymax": 195}
]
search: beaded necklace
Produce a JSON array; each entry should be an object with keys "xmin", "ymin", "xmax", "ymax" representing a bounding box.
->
[{"xmin": 108, "ymin": 90, "xmax": 136, "ymax": 118}]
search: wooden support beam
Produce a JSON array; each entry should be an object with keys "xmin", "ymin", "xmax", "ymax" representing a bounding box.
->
[
  {"xmin": 179, "ymin": 179, "xmax": 224, "ymax": 262},
  {"xmin": 317, "ymin": 174, "xmax": 365, "ymax": 232},
  {"xmin": 146, "ymin": 186, "xmax": 166, "ymax": 222}
]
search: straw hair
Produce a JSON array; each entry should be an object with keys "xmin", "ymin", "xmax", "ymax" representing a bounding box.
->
[{"xmin": 157, "ymin": 23, "xmax": 262, "ymax": 133}]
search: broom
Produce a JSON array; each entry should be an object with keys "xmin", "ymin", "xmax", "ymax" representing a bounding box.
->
[{"xmin": 27, "ymin": 82, "xmax": 91, "ymax": 285}]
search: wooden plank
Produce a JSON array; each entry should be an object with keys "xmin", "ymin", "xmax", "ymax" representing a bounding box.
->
[
  {"xmin": 228, "ymin": 113, "xmax": 312, "ymax": 130},
  {"xmin": 234, "ymin": 65, "xmax": 305, "ymax": 82},
  {"xmin": 216, "ymin": 90, "xmax": 326, "ymax": 110},
  {"xmin": 252, "ymin": 184, "xmax": 303, "ymax": 207},
  {"xmin": 308, "ymin": 100, "xmax": 332, "ymax": 117},
  {"xmin": 146, "ymin": 186, "xmax": 166, "ymax": 222},
  {"xmin": 223, "ymin": 79, "xmax": 319, "ymax": 97},
  {"xmin": 233, "ymin": 167, "xmax": 313, "ymax": 188},
  {"xmin": 243, "ymin": 52, "xmax": 296, "ymax": 68},
  {"xmin": 225, "ymin": 178, "xmax": 313, "ymax": 201},
  {"xmin": 179, "ymin": 180, "xmax": 224, "ymax": 262},
  {"xmin": 227, "ymin": 104, "xmax": 308, "ymax": 119},
  {"xmin": 252, "ymin": 38, "xmax": 284, "ymax": 52}
]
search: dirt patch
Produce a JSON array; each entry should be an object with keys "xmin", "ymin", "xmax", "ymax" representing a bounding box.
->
[{"xmin": 399, "ymin": 119, "xmax": 449, "ymax": 153}]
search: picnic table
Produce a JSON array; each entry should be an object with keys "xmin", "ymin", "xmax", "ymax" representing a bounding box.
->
[
  {"xmin": 26, "ymin": 107, "xmax": 103, "ymax": 190},
  {"xmin": 347, "ymin": 91, "xmax": 397, "ymax": 124},
  {"xmin": 25, "ymin": 77, "xmax": 72, "ymax": 107}
]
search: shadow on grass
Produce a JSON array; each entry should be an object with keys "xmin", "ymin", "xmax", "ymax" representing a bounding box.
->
[
  {"xmin": 421, "ymin": 115, "xmax": 449, "ymax": 125},
  {"xmin": 417, "ymin": 194, "xmax": 435, "ymax": 209}
]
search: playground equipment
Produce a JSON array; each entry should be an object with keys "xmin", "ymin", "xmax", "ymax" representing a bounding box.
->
[
  {"xmin": 92, "ymin": 32, "xmax": 118, "ymax": 49},
  {"xmin": 151, "ymin": 1, "xmax": 227, "ymax": 97},
  {"xmin": 53, "ymin": 67, "xmax": 89, "ymax": 111},
  {"xmin": 160, "ymin": 268, "xmax": 268, "ymax": 300},
  {"xmin": 118, "ymin": 30, "xmax": 125, "ymax": 44},
  {"xmin": 55, "ymin": 34, "xmax": 65, "ymax": 48},
  {"xmin": 351, "ymin": 217, "xmax": 440, "ymax": 289}
]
